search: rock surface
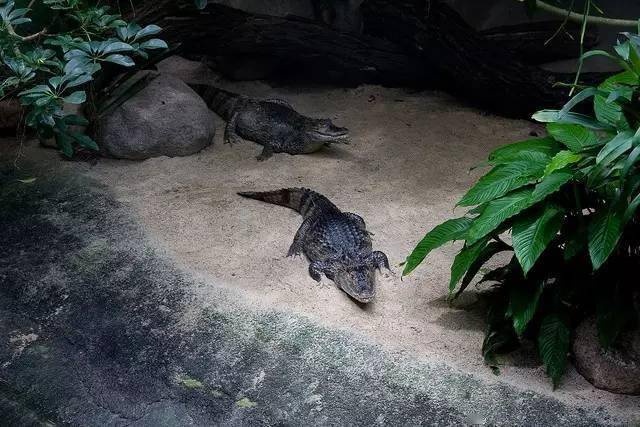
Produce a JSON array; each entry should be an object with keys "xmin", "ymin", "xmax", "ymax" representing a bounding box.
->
[
  {"xmin": 573, "ymin": 317, "xmax": 640, "ymax": 395},
  {"xmin": 156, "ymin": 55, "xmax": 221, "ymax": 84},
  {"xmin": 95, "ymin": 72, "xmax": 215, "ymax": 160}
]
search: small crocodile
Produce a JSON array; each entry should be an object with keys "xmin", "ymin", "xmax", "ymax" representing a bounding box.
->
[
  {"xmin": 190, "ymin": 84, "xmax": 350, "ymax": 160},
  {"xmin": 238, "ymin": 188, "xmax": 389, "ymax": 303}
]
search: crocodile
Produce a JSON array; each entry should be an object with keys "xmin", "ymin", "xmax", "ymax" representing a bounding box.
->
[
  {"xmin": 238, "ymin": 188, "xmax": 389, "ymax": 303},
  {"xmin": 189, "ymin": 84, "xmax": 351, "ymax": 161}
]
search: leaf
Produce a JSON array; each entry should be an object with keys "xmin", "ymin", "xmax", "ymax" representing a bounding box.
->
[
  {"xmin": 403, "ymin": 217, "xmax": 473, "ymax": 275},
  {"xmin": 55, "ymin": 132, "xmax": 73, "ymax": 157},
  {"xmin": 588, "ymin": 209, "xmax": 623, "ymax": 270},
  {"xmin": 139, "ymin": 38, "xmax": 168, "ymax": 50},
  {"xmin": 458, "ymin": 160, "xmax": 545, "ymax": 207},
  {"xmin": 544, "ymin": 151, "xmax": 582, "ymax": 177},
  {"xmin": 63, "ymin": 90, "xmax": 86, "ymax": 105},
  {"xmin": 512, "ymin": 205, "xmax": 564, "ymax": 275},
  {"xmin": 17, "ymin": 177, "xmax": 36, "ymax": 184},
  {"xmin": 65, "ymin": 73, "xmax": 93, "ymax": 88},
  {"xmin": 546, "ymin": 123, "xmax": 598, "ymax": 152},
  {"xmin": 557, "ymin": 88, "xmax": 605, "ymax": 118},
  {"xmin": 449, "ymin": 238, "xmax": 489, "ymax": 293},
  {"xmin": 63, "ymin": 114, "xmax": 88, "ymax": 126},
  {"xmin": 594, "ymin": 71, "xmax": 637, "ymax": 129},
  {"xmin": 103, "ymin": 54, "xmax": 135, "ymax": 67},
  {"xmin": 103, "ymin": 41, "xmax": 134, "ymax": 54},
  {"xmin": 457, "ymin": 242, "xmax": 509, "ymax": 299},
  {"xmin": 595, "ymin": 131, "xmax": 634, "ymax": 164},
  {"xmin": 135, "ymin": 24, "xmax": 162, "ymax": 40},
  {"xmin": 538, "ymin": 314, "xmax": 571, "ymax": 388},
  {"xmin": 507, "ymin": 281, "xmax": 543, "ymax": 336},
  {"xmin": 71, "ymin": 133, "xmax": 98, "ymax": 150},
  {"xmin": 532, "ymin": 110, "xmax": 612, "ymax": 131},
  {"xmin": 194, "ymin": 0, "xmax": 208, "ymax": 9},
  {"xmin": 466, "ymin": 188, "xmax": 536, "ymax": 244},
  {"xmin": 531, "ymin": 170, "xmax": 573, "ymax": 203},
  {"xmin": 488, "ymin": 137, "xmax": 560, "ymax": 164}
]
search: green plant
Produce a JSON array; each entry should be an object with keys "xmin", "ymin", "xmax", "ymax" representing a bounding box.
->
[
  {"xmin": 404, "ymin": 31, "xmax": 640, "ymax": 387},
  {"xmin": 0, "ymin": 0, "xmax": 168, "ymax": 156}
]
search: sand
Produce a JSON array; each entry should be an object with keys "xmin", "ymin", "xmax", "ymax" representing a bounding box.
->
[{"xmin": 72, "ymin": 70, "xmax": 640, "ymax": 421}]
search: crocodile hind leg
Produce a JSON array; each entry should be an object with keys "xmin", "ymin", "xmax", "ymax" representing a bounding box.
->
[{"xmin": 224, "ymin": 112, "xmax": 242, "ymax": 145}]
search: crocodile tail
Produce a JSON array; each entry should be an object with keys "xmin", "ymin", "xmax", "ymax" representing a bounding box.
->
[
  {"xmin": 238, "ymin": 188, "xmax": 324, "ymax": 216},
  {"xmin": 188, "ymin": 83, "xmax": 238, "ymax": 121}
]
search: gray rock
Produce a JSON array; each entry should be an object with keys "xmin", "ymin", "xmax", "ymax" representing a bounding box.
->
[
  {"xmin": 96, "ymin": 72, "xmax": 215, "ymax": 160},
  {"xmin": 156, "ymin": 55, "xmax": 221, "ymax": 84},
  {"xmin": 573, "ymin": 317, "xmax": 640, "ymax": 395}
]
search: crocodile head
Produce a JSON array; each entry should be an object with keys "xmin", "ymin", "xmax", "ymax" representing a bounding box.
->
[
  {"xmin": 332, "ymin": 264, "xmax": 376, "ymax": 304},
  {"xmin": 304, "ymin": 118, "xmax": 350, "ymax": 145}
]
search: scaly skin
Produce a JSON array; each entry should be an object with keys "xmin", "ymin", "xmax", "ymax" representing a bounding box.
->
[
  {"xmin": 238, "ymin": 188, "xmax": 389, "ymax": 303},
  {"xmin": 190, "ymin": 84, "xmax": 351, "ymax": 161}
]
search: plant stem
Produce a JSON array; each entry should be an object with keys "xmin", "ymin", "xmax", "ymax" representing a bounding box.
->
[{"xmin": 520, "ymin": 0, "xmax": 638, "ymax": 28}]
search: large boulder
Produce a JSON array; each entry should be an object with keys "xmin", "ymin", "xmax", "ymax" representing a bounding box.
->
[
  {"xmin": 95, "ymin": 72, "xmax": 215, "ymax": 160},
  {"xmin": 573, "ymin": 317, "xmax": 640, "ymax": 395}
]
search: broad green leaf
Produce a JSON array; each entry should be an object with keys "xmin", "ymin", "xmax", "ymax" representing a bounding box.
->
[
  {"xmin": 449, "ymin": 238, "xmax": 489, "ymax": 293},
  {"xmin": 71, "ymin": 133, "xmax": 98, "ymax": 150},
  {"xmin": 624, "ymin": 193, "xmax": 640, "ymax": 223},
  {"xmin": 596, "ymin": 131, "xmax": 634, "ymax": 163},
  {"xmin": 532, "ymin": 110, "xmax": 612, "ymax": 131},
  {"xmin": 594, "ymin": 71, "xmax": 637, "ymax": 129},
  {"xmin": 65, "ymin": 73, "xmax": 93, "ymax": 88},
  {"xmin": 55, "ymin": 132, "xmax": 73, "ymax": 157},
  {"xmin": 467, "ymin": 188, "xmax": 536, "ymax": 244},
  {"xmin": 546, "ymin": 123, "xmax": 598, "ymax": 152},
  {"xmin": 139, "ymin": 38, "xmax": 168, "ymax": 50},
  {"xmin": 63, "ymin": 90, "xmax": 86, "ymax": 104},
  {"xmin": 557, "ymin": 88, "xmax": 605, "ymax": 118},
  {"xmin": 531, "ymin": 170, "xmax": 573, "ymax": 202},
  {"xmin": 544, "ymin": 151, "xmax": 582, "ymax": 177},
  {"xmin": 456, "ymin": 241, "xmax": 509, "ymax": 299},
  {"xmin": 622, "ymin": 145, "xmax": 640, "ymax": 179},
  {"xmin": 102, "ymin": 42, "xmax": 133, "ymax": 55},
  {"xmin": 588, "ymin": 209, "xmax": 623, "ymax": 270},
  {"xmin": 194, "ymin": 0, "xmax": 208, "ymax": 9},
  {"xmin": 103, "ymin": 54, "xmax": 135, "ymax": 67},
  {"xmin": 135, "ymin": 24, "xmax": 162, "ymax": 40},
  {"xmin": 507, "ymin": 281, "xmax": 543, "ymax": 336},
  {"xmin": 459, "ymin": 160, "xmax": 545, "ymax": 207},
  {"xmin": 538, "ymin": 314, "xmax": 571, "ymax": 388},
  {"xmin": 403, "ymin": 217, "xmax": 473, "ymax": 276},
  {"xmin": 488, "ymin": 137, "xmax": 560, "ymax": 164},
  {"xmin": 63, "ymin": 114, "xmax": 88, "ymax": 126},
  {"xmin": 512, "ymin": 205, "xmax": 564, "ymax": 275}
]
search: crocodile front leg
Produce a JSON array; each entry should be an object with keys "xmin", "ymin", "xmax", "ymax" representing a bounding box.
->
[
  {"xmin": 369, "ymin": 251, "xmax": 390, "ymax": 271},
  {"xmin": 309, "ymin": 260, "xmax": 334, "ymax": 282},
  {"xmin": 224, "ymin": 111, "xmax": 243, "ymax": 145}
]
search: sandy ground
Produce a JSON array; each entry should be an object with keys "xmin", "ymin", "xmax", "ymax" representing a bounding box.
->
[{"xmin": 56, "ymin": 68, "xmax": 638, "ymax": 421}]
